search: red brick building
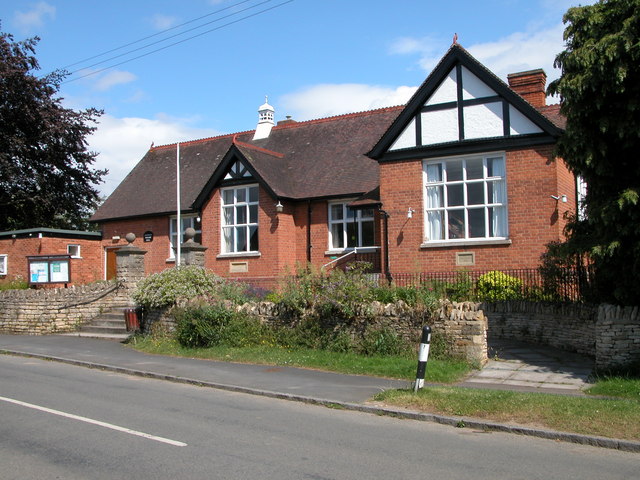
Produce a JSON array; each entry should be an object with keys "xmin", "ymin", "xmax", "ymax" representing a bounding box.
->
[
  {"xmin": 0, "ymin": 228, "xmax": 103, "ymax": 286},
  {"xmin": 88, "ymin": 45, "xmax": 573, "ymax": 284}
]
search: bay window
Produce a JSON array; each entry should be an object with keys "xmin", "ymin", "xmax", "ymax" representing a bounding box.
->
[
  {"xmin": 424, "ymin": 154, "xmax": 507, "ymax": 242},
  {"xmin": 328, "ymin": 203, "xmax": 375, "ymax": 250},
  {"xmin": 221, "ymin": 185, "xmax": 259, "ymax": 254}
]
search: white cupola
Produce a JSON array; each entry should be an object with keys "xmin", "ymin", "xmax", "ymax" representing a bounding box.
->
[{"xmin": 252, "ymin": 96, "xmax": 275, "ymax": 140}]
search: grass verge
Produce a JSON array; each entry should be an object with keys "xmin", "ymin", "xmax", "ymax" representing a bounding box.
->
[
  {"xmin": 374, "ymin": 386, "xmax": 640, "ymax": 441},
  {"xmin": 127, "ymin": 335, "xmax": 471, "ymax": 383}
]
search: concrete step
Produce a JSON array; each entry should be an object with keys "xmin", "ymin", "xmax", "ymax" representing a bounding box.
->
[
  {"xmin": 58, "ymin": 332, "xmax": 131, "ymax": 341},
  {"xmin": 68, "ymin": 306, "xmax": 138, "ymax": 341},
  {"xmin": 89, "ymin": 319, "xmax": 127, "ymax": 328},
  {"xmin": 79, "ymin": 325, "xmax": 128, "ymax": 335}
]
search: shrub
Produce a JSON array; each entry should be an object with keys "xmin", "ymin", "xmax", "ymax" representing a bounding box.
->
[
  {"xmin": 476, "ymin": 271, "xmax": 523, "ymax": 301},
  {"xmin": 371, "ymin": 284, "xmax": 439, "ymax": 311},
  {"xmin": 272, "ymin": 263, "xmax": 376, "ymax": 321},
  {"xmin": 175, "ymin": 304, "xmax": 270, "ymax": 348},
  {"xmin": 132, "ymin": 265, "xmax": 253, "ymax": 309},
  {"xmin": 0, "ymin": 276, "xmax": 28, "ymax": 291},
  {"xmin": 359, "ymin": 326, "xmax": 406, "ymax": 356}
]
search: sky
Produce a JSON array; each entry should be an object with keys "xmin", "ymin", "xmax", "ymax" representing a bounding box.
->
[{"xmin": 5, "ymin": 0, "xmax": 594, "ymax": 197}]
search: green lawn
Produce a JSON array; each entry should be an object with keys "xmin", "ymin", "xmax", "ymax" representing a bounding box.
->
[
  {"xmin": 127, "ymin": 335, "xmax": 470, "ymax": 383},
  {"xmin": 374, "ymin": 385, "xmax": 640, "ymax": 441}
]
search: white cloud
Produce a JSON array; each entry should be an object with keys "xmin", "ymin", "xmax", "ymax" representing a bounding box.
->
[
  {"xmin": 93, "ymin": 70, "xmax": 138, "ymax": 91},
  {"xmin": 280, "ymin": 84, "xmax": 416, "ymax": 121},
  {"xmin": 13, "ymin": 1, "xmax": 56, "ymax": 32},
  {"xmin": 87, "ymin": 114, "xmax": 217, "ymax": 197},
  {"xmin": 402, "ymin": 24, "xmax": 566, "ymax": 83},
  {"xmin": 281, "ymin": 14, "xmax": 571, "ymax": 122},
  {"xmin": 149, "ymin": 14, "xmax": 178, "ymax": 30}
]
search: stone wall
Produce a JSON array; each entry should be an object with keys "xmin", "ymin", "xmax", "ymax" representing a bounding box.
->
[
  {"xmin": 0, "ymin": 282, "xmax": 128, "ymax": 335},
  {"xmin": 484, "ymin": 301, "xmax": 640, "ymax": 371},
  {"xmin": 484, "ymin": 301, "xmax": 597, "ymax": 357},
  {"xmin": 143, "ymin": 299, "xmax": 489, "ymax": 365},
  {"xmin": 596, "ymin": 304, "xmax": 640, "ymax": 370}
]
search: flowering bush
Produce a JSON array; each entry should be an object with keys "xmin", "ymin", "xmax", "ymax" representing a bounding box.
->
[
  {"xmin": 476, "ymin": 271, "xmax": 523, "ymax": 301},
  {"xmin": 132, "ymin": 265, "xmax": 252, "ymax": 309}
]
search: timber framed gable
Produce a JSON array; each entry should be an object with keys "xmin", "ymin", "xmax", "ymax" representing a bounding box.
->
[{"xmin": 368, "ymin": 44, "xmax": 563, "ymax": 162}]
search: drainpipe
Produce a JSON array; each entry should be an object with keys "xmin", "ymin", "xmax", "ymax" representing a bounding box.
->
[
  {"xmin": 306, "ymin": 201, "xmax": 313, "ymax": 263},
  {"xmin": 379, "ymin": 208, "xmax": 392, "ymax": 284}
]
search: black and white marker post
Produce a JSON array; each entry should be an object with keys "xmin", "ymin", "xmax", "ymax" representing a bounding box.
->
[{"xmin": 414, "ymin": 325, "xmax": 432, "ymax": 392}]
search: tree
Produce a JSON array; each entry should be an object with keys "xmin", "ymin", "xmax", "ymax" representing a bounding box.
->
[
  {"xmin": 548, "ymin": 0, "xmax": 640, "ymax": 305},
  {"xmin": 0, "ymin": 28, "xmax": 106, "ymax": 231}
]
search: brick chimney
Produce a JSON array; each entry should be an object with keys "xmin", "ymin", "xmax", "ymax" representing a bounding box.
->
[{"xmin": 507, "ymin": 69, "xmax": 547, "ymax": 108}]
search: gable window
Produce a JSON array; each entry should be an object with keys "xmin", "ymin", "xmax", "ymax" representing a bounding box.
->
[
  {"xmin": 328, "ymin": 203, "xmax": 375, "ymax": 250},
  {"xmin": 67, "ymin": 244, "xmax": 81, "ymax": 258},
  {"xmin": 221, "ymin": 185, "xmax": 259, "ymax": 254},
  {"xmin": 169, "ymin": 215, "xmax": 202, "ymax": 258},
  {"xmin": 0, "ymin": 254, "xmax": 6, "ymax": 275},
  {"xmin": 423, "ymin": 154, "xmax": 507, "ymax": 242}
]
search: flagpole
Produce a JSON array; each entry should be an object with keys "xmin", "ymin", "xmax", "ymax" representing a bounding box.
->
[{"xmin": 176, "ymin": 142, "xmax": 181, "ymax": 267}]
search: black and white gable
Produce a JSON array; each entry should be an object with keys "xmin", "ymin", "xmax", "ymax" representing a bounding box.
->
[{"xmin": 368, "ymin": 44, "xmax": 562, "ymax": 161}]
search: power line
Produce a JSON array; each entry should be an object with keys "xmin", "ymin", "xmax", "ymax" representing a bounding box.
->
[
  {"xmin": 66, "ymin": 0, "xmax": 276, "ymax": 76},
  {"xmin": 61, "ymin": 0, "xmax": 257, "ymax": 70},
  {"xmin": 62, "ymin": 0, "xmax": 295, "ymax": 84}
]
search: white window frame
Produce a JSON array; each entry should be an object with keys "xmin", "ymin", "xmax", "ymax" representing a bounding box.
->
[
  {"xmin": 169, "ymin": 214, "xmax": 202, "ymax": 259},
  {"xmin": 220, "ymin": 184, "xmax": 259, "ymax": 255},
  {"xmin": 67, "ymin": 244, "xmax": 81, "ymax": 258},
  {"xmin": 0, "ymin": 254, "xmax": 7, "ymax": 275},
  {"xmin": 423, "ymin": 152, "xmax": 508, "ymax": 245},
  {"xmin": 328, "ymin": 202, "xmax": 376, "ymax": 252}
]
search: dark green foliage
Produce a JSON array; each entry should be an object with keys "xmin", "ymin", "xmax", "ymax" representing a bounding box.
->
[
  {"xmin": 360, "ymin": 326, "xmax": 406, "ymax": 356},
  {"xmin": 175, "ymin": 305, "xmax": 270, "ymax": 348},
  {"xmin": 548, "ymin": 0, "xmax": 640, "ymax": 304},
  {"xmin": 539, "ymin": 241, "xmax": 594, "ymax": 302},
  {"xmin": 0, "ymin": 28, "xmax": 106, "ymax": 230}
]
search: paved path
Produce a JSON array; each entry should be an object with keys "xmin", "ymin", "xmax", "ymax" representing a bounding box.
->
[
  {"xmin": 0, "ymin": 334, "xmax": 408, "ymax": 404},
  {"xmin": 459, "ymin": 338, "xmax": 594, "ymax": 395}
]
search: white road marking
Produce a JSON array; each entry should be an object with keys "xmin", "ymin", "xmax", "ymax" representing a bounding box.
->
[{"xmin": 0, "ymin": 395, "xmax": 187, "ymax": 447}]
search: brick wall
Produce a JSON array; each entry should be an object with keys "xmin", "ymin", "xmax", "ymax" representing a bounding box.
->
[
  {"xmin": 100, "ymin": 216, "xmax": 172, "ymax": 276},
  {"xmin": 0, "ymin": 236, "xmax": 103, "ymax": 285},
  {"xmin": 379, "ymin": 145, "xmax": 577, "ymax": 272}
]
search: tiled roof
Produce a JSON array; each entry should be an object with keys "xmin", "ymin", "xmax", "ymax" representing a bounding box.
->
[
  {"xmin": 536, "ymin": 104, "xmax": 566, "ymax": 129},
  {"xmin": 91, "ymin": 106, "xmax": 403, "ymax": 222}
]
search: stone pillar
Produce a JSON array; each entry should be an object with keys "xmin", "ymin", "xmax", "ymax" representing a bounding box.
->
[
  {"xmin": 179, "ymin": 227, "xmax": 207, "ymax": 267},
  {"xmin": 116, "ymin": 233, "xmax": 147, "ymax": 296}
]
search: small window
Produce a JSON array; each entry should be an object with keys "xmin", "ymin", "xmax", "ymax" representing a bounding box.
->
[
  {"xmin": 328, "ymin": 203, "xmax": 375, "ymax": 250},
  {"xmin": 67, "ymin": 245, "xmax": 81, "ymax": 258},
  {"xmin": 0, "ymin": 254, "xmax": 7, "ymax": 275}
]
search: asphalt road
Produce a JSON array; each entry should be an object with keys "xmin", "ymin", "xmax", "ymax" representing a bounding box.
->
[{"xmin": 0, "ymin": 355, "xmax": 637, "ymax": 480}]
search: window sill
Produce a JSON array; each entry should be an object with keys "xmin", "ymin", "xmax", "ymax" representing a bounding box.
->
[
  {"xmin": 421, "ymin": 238, "xmax": 512, "ymax": 249},
  {"xmin": 324, "ymin": 246, "xmax": 380, "ymax": 256},
  {"xmin": 216, "ymin": 252, "xmax": 261, "ymax": 259}
]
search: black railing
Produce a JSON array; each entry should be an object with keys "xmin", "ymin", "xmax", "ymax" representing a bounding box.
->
[
  {"xmin": 232, "ymin": 266, "xmax": 594, "ymax": 304},
  {"xmin": 381, "ymin": 267, "xmax": 593, "ymax": 303}
]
